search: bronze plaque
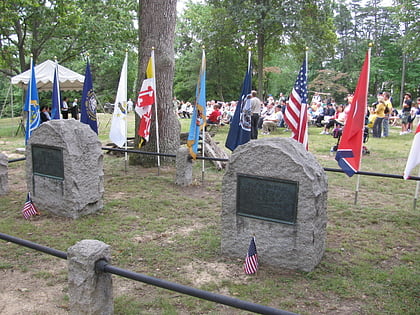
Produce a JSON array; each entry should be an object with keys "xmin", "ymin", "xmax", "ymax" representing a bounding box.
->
[
  {"xmin": 236, "ymin": 174, "xmax": 298, "ymax": 224},
  {"xmin": 32, "ymin": 145, "xmax": 64, "ymax": 180}
]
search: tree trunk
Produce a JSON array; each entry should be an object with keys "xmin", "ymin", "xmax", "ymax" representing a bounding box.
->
[{"xmin": 131, "ymin": 0, "xmax": 180, "ymax": 167}]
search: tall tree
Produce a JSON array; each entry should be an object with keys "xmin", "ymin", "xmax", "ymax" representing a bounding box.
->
[
  {"xmin": 131, "ymin": 0, "xmax": 179, "ymax": 167},
  {"xmin": 0, "ymin": 0, "xmax": 137, "ymax": 76}
]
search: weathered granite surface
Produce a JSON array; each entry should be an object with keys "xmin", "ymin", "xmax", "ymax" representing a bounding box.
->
[
  {"xmin": 26, "ymin": 120, "xmax": 103, "ymax": 219},
  {"xmin": 221, "ymin": 138, "xmax": 328, "ymax": 272}
]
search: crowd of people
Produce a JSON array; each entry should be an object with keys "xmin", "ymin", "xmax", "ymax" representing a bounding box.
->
[
  {"xmin": 38, "ymin": 97, "xmax": 79, "ymax": 123},
  {"xmin": 173, "ymin": 90, "xmax": 420, "ymax": 140}
]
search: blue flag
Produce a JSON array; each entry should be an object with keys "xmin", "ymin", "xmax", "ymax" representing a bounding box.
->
[
  {"xmin": 187, "ymin": 50, "xmax": 206, "ymax": 159},
  {"xmin": 24, "ymin": 60, "xmax": 40, "ymax": 144},
  {"xmin": 80, "ymin": 60, "xmax": 98, "ymax": 134},
  {"xmin": 225, "ymin": 60, "xmax": 252, "ymax": 151},
  {"xmin": 51, "ymin": 62, "xmax": 61, "ymax": 120}
]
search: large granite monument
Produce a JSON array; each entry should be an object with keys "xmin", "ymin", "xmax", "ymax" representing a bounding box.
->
[
  {"xmin": 221, "ymin": 138, "xmax": 328, "ymax": 272},
  {"xmin": 26, "ymin": 120, "xmax": 103, "ymax": 219}
]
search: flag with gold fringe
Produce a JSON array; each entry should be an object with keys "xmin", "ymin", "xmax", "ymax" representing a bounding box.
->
[{"xmin": 187, "ymin": 49, "xmax": 206, "ymax": 159}]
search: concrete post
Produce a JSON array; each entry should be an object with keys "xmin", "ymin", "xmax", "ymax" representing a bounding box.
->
[
  {"xmin": 175, "ymin": 147, "xmax": 193, "ymax": 186},
  {"xmin": 68, "ymin": 240, "xmax": 113, "ymax": 315},
  {"xmin": 0, "ymin": 153, "xmax": 9, "ymax": 196}
]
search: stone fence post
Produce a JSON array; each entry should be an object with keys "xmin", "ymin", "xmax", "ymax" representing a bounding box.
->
[
  {"xmin": 0, "ymin": 153, "xmax": 8, "ymax": 196},
  {"xmin": 175, "ymin": 147, "xmax": 193, "ymax": 186},
  {"xmin": 67, "ymin": 240, "xmax": 113, "ymax": 315}
]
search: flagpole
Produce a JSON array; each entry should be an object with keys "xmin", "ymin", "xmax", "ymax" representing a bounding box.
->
[
  {"xmin": 25, "ymin": 54, "xmax": 34, "ymax": 145},
  {"xmin": 413, "ymin": 169, "xmax": 420, "ymax": 210},
  {"xmin": 354, "ymin": 44, "xmax": 371, "ymax": 205},
  {"xmin": 151, "ymin": 48, "xmax": 161, "ymax": 175},
  {"xmin": 201, "ymin": 47, "xmax": 206, "ymax": 183},
  {"xmin": 124, "ymin": 50, "xmax": 129, "ymax": 173}
]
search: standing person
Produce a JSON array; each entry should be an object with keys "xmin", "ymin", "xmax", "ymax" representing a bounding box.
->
[
  {"xmin": 61, "ymin": 97, "xmax": 69, "ymax": 119},
  {"xmin": 127, "ymin": 98, "xmax": 133, "ymax": 112},
  {"xmin": 250, "ymin": 90, "xmax": 262, "ymax": 139},
  {"xmin": 372, "ymin": 100, "xmax": 386, "ymax": 138},
  {"xmin": 71, "ymin": 98, "xmax": 79, "ymax": 120},
  {"xmin": 382, "ymin": 92, "xmax": 393, "ymax": 137},
  {"xmin": 400, "ymin": 93, "xmax": 412, "ymax": 135}
]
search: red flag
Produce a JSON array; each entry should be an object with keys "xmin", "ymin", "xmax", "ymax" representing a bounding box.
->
[
  {"xmin": 22, "ymin": 192, "xmax": 40, "ymax": 220},
  {"xmin": 284, "ymin": 57, "xmax": 308, "ymax": 149},
  {"xmin": 244, "ymin": 237, "xmax": 258, "ymax": 274},
  {"xmin": 335, "ymin": 50, "xmax": 370, "ymax": 177},
  {"xmin": 404, "ymin": 124, "xmax": 420, "ymax": 179},
  {"xmin": 136, "ymin": 79, "xmax": 155, "ymax": 145},
  {"xmin": 135, "ymin": 52, "xmax": 155, "ymax": 147}
]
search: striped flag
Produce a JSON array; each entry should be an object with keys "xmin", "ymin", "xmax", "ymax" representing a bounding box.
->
[
  {"xmin": 404, "ymin": 124, "xmax": 420, "ymax": 179},
  {"xmin": 335, "ymin": 49, "xmax": 370, "ymax": 177},
  {"xmin": 244, "ymin": 237, "xmax": 258, "ymax": 274},
  {"xmin": 284, "ymin": 56, "xmax": 308, "ymax": 150},
  {"xmin": 22, "ymin": 192, "xmax": 40, "ymax": 220},
  {"xmin": 136, "ymin": 50, "xmax": 155, "ymax": 147}
]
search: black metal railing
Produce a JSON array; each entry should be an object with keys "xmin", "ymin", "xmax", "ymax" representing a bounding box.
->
[
  {"xmin": 7, "ymin": 147, "xmax": 420, "ymax": 181},
  {"xmin": 0, "ymin": 232, "xmax": 298, "ymax": 315}
]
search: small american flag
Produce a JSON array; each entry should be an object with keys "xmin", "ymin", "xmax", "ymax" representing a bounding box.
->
[
  {"xmin": 22, "ymin": 192, "xmax": 40, "ymax": 220},
  {"xmin": 284, "ymin": 56, "xmax": 308, "ymax": 150},
  {"xmin": 244, "ymin": 237, "xmax": 258, "ymax": 274}
]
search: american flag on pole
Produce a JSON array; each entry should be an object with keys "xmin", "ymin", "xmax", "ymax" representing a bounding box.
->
[
  {"xmin": 284, "ymin": 56, "xmax": 308, "ymax": 150},
  {"xmin": 22, "ymin": 192, "xmax": 40, "ymax": 220},
  {"xmin": 244, "ymin": 237, "xmax": 258, "ymax": 274}
]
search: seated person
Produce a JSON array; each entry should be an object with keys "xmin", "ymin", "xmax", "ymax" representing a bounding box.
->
[
  {"xmin": 40, "ymin": 106, "xmax": 51, "ymax": 123},
  {"xmin": 206, "ymin": 104, "xmax": 221, "ymax": 125},
  {"xmin": 315, "ymin": 103, "xmax": 335, "ymax": 127},
  {"xmin": 262, "ymin": 105, "xmax": 283, "ymax": 135},
  {"xmin": 258, "ymin": 102, "xmax": 274, "ymax": 129},
  {"xmin": 320, "ymin": 105, "xmax": 345, "ymax": 135}
]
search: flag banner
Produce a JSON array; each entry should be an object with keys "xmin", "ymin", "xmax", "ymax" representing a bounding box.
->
[
  {"xmin": 335, "ymin": 50, "xmax": 370, "ymax": 177},
  {"xmin": 22, "ymin": 192, "xmax": 40, "ymax": 220},
  {"xmin": 109, "ymin": 53, "xmax": 128, "ymax": 147},
  {"xmin": 187, "ymin": 50, "xmax": 206, "ymax": 159},
  {"xmin": 135, "ymin": 53, "xmax": 155, "ymax": 147},
  {"xmin": 225, "ymin": 58, "xmax": 252, "ymax": 151},
  {"xmin": 24, "ymin": 60, "xmax": 40, "ymax": 144},
  {"xmin": 80, "ymin": 60, "xmax": 98, "ymax": 134},
  {"xmin": 284, "ymin": 57, "xmax": 308, "ymax": 149},
  {"xmin": 51, "ymin": 61, "xmax": 61, "ymax": 120},
  {"xmin": 244, "ymin": 237, "xmax": 258, "ymax": 275},
  {"xmin": 404, "ymin": 124, "xmax": 420, "ymax": 179}
]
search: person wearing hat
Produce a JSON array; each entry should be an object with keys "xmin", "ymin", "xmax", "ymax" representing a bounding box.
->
[{"xmin": 400, "ymin": 92, "xmax": 412, "ymax": 135}]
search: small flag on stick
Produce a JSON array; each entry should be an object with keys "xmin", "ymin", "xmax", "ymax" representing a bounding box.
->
[
  {"xmin": 244, "ymin": 236, "xmax": 258, "ymax": 274},
  {"xmin": 22, "ymin": 192, "xmax": 40, "ymax": 220}
]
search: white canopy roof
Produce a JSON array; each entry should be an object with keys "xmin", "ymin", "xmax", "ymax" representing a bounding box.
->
[{"xmin": 11, "ymin": 59, "xmax": 85, "ymax": 91}]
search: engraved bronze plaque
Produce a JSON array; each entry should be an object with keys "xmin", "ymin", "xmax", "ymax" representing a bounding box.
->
[
  {"xmin": 32, "ymin": 145, "xmax": 64, "ymax": 180},
  {"xmin": 236, "ymin": 174, "xmax": 298, "ymax": 224}
]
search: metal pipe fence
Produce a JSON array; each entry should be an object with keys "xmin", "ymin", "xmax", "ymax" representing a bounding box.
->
[
  {"xmin": 0, "ymin": 232, "xmax": 298, "ymax": 315},
  {"xmin": 10, "ymin": 147, "xmax": 418, "ymax": 181}
]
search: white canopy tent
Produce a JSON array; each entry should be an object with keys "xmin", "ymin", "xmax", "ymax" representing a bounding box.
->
[{"xmin": 11, "ymin": 59, "xmax": 84, "ymax": 91}]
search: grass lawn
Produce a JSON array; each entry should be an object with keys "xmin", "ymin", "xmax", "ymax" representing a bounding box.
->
[{"xmin": 0, "ymin": 114, "xmax": 419, "ymax": 314}]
